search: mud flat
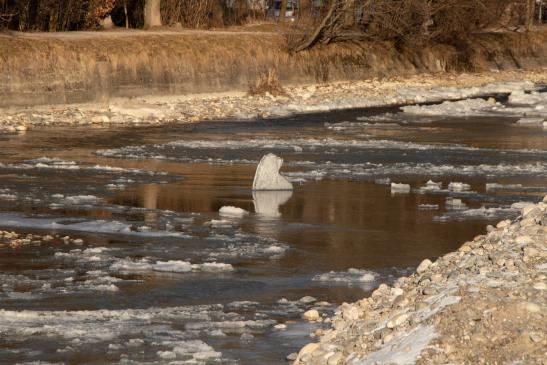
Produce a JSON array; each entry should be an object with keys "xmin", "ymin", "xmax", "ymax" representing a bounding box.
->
[
  {"xmin": 1, "ymin": 68, "xmax": 547, "ymax": 134},
  {"xmin": 293, "ymin": 197, "xmax": 546, "ymax": 365}
]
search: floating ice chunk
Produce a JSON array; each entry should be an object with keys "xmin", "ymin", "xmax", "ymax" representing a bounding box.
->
[
  {"xmin": 374, "ymin": 178, "xmax": 391, "ymax": 185},
  {"xmin": 207, "ymin": 219, "xmax": 233, "ymax": 227},
  {"xmin": 448, "ymin": 182, "xmax": 470, "ymax": 192},
  {"xmin": 424, "ymin": 180, "xmax": 442, "ymax": 190},
  {"xmin": 152, "ymin": 260, "xmax": 233, "ymax": 273},
  {"xmin": 485, "ymin": 183, "xmax": 523, "ymax": 191},
  {"xmin": 152, "ymin": 260, "xmax": 193, "ymax": 273},
  {"xmin": 219, "ymin": 206, "xmax": 249, "ymax": 217},
  {"xmin": 0, "ymin": 193, "xmax": 17, "ymax": 200},
  {"xmin": 391, "ymin": 183, "xmax": 411, "ymax": 194},
  {"xmin": 445, "ymin": 197, "xmax": 467, "ymax": 210},
  {"xmin": 61, "ymin": 195, "xmax": 102, "ymax": 205},
  {"xmin": 197, "ymin": 262, "xmax": 234, "ymax": 272},
  {"xmin": 313, "ymin": 268, "xmax": 378, "ymax": 285},
  {"xmin": 516, "ymin": 117, "xmax": 544, "ymax": 126},
  {"xmin": 418, "ymin": 204, "xmax": 439, "ymax": 210},
  {"xmin": 252, "ymin": 153, "xmax": 293, "ymax": 191},
  {"xmin": 510, "ymin": 201, "xmax": 535, "ymax": 210},
  {"xmin": 157, "ymin": 350, "xmax": 176, "ymax": 359},
  {"xmin": 110, "ymin": 258, "xmax": 153, "ymax": 273},
  {"xmin": 252, "ymin": 190, "xmax": 293, "ymax": 218}
]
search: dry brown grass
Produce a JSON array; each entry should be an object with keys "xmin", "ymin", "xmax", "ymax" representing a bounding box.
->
[
  {"xmin": 1, "ymin": 28, "xmax": 546, "ymax": 107},
  {"xmin": 248, "ymin": 68, "xmax": 286, "ymax": 96}
]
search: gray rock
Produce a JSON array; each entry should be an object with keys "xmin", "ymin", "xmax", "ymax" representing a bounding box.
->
[{"xmin": 417, "ymin": 259, "xmax": 432, "ymax": 274}]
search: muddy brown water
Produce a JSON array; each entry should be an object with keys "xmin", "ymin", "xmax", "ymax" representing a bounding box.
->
[{"xmin": 0, "ymin": 105, "xmax": 545, "ymax": 364}]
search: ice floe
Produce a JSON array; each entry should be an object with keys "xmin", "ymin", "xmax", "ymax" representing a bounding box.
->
[
  {"xmin": 390, "ymin": 183, "xmax": 411, "ymax": 194},
  {"xmin": 445, "ymin": 197, "xmax": 467, "ymax": 210},
  {"xmin": 152, "ymin": 260, "xmax": 234, "ymax": 273},
  {"xmin": 447, "ymin": 182, "xmax": 471, "ymax": 192},
  {"xmin": 313, "ymin": 269, "xmax": 378, "ymax": 286},
  {"xmin": 219, "ymin": 206, "xmax": 249, "ymax": 217},
  {"xmin": 252, "ymin": 153, "xmax": 293, "ymax": 191},
  {"xmin": 418, "ymin": 204, "xmax": 439, "ymax": 210}
]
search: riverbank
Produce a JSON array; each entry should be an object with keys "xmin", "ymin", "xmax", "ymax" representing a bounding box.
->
[
  {"xmin": 293, "ymin": 198, "xmax": 546, "ymax": 365},
  {"xmin": 1, "ymin": 28, "xmax": 547, "ymax": 107},
  {"xmin": 1, "ymin": 67, "xmax": 547, "ymax": 134}
]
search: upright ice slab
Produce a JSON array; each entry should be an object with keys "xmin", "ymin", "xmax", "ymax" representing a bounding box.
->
[{"xmin": 252, "ymin": 153, "xmax": 293, "ymax": 191}]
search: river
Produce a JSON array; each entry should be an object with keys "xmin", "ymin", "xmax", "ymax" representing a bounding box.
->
[{"xmin": 0, "ymin": 100, "xmax": 546, "ymax": 364}]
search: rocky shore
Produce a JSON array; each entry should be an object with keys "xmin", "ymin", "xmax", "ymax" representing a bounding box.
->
[
  {"xmin": 294, "ymin": 197, "xmax": 546, "ymax": 365},
  {"xmin": 1, "ymin": 68, "xmax": 546, "ymax": 135}
]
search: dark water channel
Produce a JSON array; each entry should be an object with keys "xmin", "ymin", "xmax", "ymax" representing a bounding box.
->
[{"xmin": 0, "ymin": 104, "xmax": 546, "ymax": 364}]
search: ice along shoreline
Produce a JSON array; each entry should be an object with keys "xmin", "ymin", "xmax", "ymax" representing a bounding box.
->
[
  {"xmin": 1, "ymin": 68, "xmax": 547, "ymax": 134},
  {"xmin": 291, "ymin": 197, "xmax": 546, "ymax": 365}
]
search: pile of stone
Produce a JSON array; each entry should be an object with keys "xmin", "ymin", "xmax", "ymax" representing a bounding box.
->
[{"xmin": 294, "ymin": 197, "xmax": 546, "ymax": 365}]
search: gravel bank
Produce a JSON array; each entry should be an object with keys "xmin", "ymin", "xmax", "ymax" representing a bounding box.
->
[
  {"xmin": 1, "ymin": 68, "xmax": 547, "ymax": 134},
  {"xmin": 293, "ymin": 197, "xmax": 546, "ymax": 365}
]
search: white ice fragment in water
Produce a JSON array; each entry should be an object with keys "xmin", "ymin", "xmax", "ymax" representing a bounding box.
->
[
  {"xmin": 252, "ymin": 153, "xmax": 293, "ymax": 191},
  {"xmin": 448, "ymin": 182, "xmax": 470, "ymax": 192},
  {"xmin": 207, "ymin": 219, "xmax": 232, "ymax": 227},
  {"xmin": 391, "ymin": 183, "xmax": 411, "ymax": 194},
  {"xmin": 253, "ymin": 190, "xmax": 293, "ymax": 218},
  {"xmin": 219, "ymin": 206, "xmax": 249, "ymax": 217},
  {"xmin": 516, "ymin": 117, "xmax": 544, "ymax": 126},
  {"xmin": 152, "ymin": 260, "xmax": 233, "ymax": 273},
  {"xmin": 374, "ymin": 178, "xmax": 391, "ymax": 185},
  {"xmin": 313, "ymin": 268, "xmax": 377, "ymax": 285},
  {"xmin": 418, "ymin": 204, "xmax": 439, "ymax": 210},
  {"xmin": 152, "ymin": 260, "xmax": 193, "ymax": 273},
  {"xmin": 424, "ymin": 180, "xmax": 442, "ymax": 190},
  {"xmin": 445, "ymin": 197, "xmax": 467, "ymax": 210},
  {"xmin": 485, "ymin": 183, "xmax": 523, "ymax": 191},
  {"xmin": 195, "ymin": 262, "xmax": 234, "ymax": 272}
]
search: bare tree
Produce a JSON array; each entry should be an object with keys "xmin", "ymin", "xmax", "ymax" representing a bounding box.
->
[
  {"xmin": 300, "ymin": 0, "xmax": 312, "ymax": 20},
  {"xmin": 278, "ymin": 0, "xmax": 288, "ymax": 24},
  {"xmin": 144, "ymin": 0, "xmax": 161, "ymax": 28},
  {"xmin": 291, "ymin": 0, "xmax": 518, "ymax": 52},
  {"xmin": 526, "ymin": 0, "xmax": 535, "ymax": 29}
]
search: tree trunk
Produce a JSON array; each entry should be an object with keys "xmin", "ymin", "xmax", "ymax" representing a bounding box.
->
[
  {"xmin": 526, "ymin": 0, "xmax": 535, "ymax": 29},
  {"xmin": 124, "ymin": 0, "xmax": 129, "ymax": 28},
  {"xmin": 144, "ymin": 0, "xmax": 161, "ymax": 29},
  {"xmin": 300, "ymin": 0, "xmax": 311, "ymax": 20},
  {"xmin": 278, "ymin": 0, "xmax": 288, "ymax": 24}
]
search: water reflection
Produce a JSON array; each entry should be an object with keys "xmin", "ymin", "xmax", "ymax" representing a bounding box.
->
[
  {"xmin": 251, "ymin": 190, "xmax": 293, "ymax": 236},
  {"xmin": 253, "ymin": 190, "xmax": 293, "ymax": 218}
]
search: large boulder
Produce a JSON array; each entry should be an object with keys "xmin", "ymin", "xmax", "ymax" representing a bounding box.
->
[{"xmin": 252, "ymin": 153, "xmax": 293, "ymax": 191}]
